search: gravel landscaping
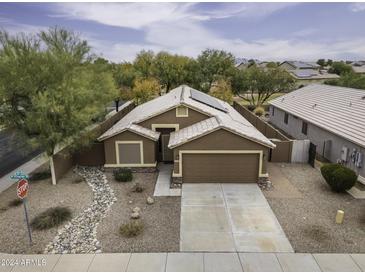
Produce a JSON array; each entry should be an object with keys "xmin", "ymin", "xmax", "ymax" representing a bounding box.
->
[
  {"xmin": 264, "ymin": 163, "xmax": 365, "ymax": 253},
  {"xmin": 0, "ymin": 167, "xmax": 92, "ymax": 254},
  {"xmin": 0, "ymin": 166, "xmax": 180, "ymax": 254},
  {"xmin": 44, "ymin": 166, "xmax": 116, "ymax": 254},
  {"xmin": 98, "ymin": 170, "xmax": 180, "ymax": 253}
]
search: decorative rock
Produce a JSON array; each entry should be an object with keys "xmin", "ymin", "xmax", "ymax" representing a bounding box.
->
[
  {"xmin": 132, "ymin": 207, "xmax": 141, "ymax": 213},
  {"xmin": 44, "ymin": 166, "xmax": 117, "ymax": 254},
  {"xmin": 146, "ymin": 196, "xmax": 154, "ymax": 205},
  {"xmin": 128, "ymin": 200, "xmax": 133, "ymax": 204},
  {"xmin": 130, "ymin": 212, "xmax": 140, "ymax": 219}
]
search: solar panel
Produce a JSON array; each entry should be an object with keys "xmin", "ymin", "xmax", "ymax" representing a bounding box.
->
[{"xmin": 190, "ymin": 89, "xmax": 227, "ymax": 112}]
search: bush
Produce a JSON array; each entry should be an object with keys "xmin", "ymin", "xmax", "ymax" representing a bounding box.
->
[
  {"xmin": 31, "ymin": 207, "xmax": 72, "ymax": 230},
  {"xmin": 132, "ymin": 182, "xmax": 144, "ymax": 193},
  {"xmin": 113, "ymin": 168, "xmax": 133, "ymax": 182},
  {"xmin": 254, "ymin": 106, "xmax": 265, "ymax": 117},
  {"xmin": 321, "ymin": 164, "xmax": 357, "ymax": 192},
  {"xmin": 29, "ymin": 171, "xmax": 51, "ymax": 181},
  {"xmin": 8, "ymin": 199, "xmax": 23, "ymax": 207},
  {"xmin": 247, "ymin": 105, "xmax": 255, "ymax": 111},
  {"xmin": 119, "ymin": 221, "xmax": 144, "ymax": 237}
]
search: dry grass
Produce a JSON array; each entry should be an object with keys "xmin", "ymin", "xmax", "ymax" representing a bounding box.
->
[
  {"xmin": 119, "ymin": 221, "xmax": 144, "ymax": 237},
  {"xmin": 31, "ymin": 207, "xmax": 72, "ymax": 230}
]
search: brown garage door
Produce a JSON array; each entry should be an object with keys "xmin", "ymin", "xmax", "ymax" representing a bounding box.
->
[{"xmin": 182, "ymin": 153, "xmax": 259, "ymax": 183}]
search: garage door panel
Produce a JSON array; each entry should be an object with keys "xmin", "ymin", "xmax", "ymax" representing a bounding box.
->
[{"xmin": 182, "ymin": 154, "xmax": 259, "ymax": 183}]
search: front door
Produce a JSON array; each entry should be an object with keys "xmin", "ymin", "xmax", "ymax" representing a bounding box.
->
[{"xmin": 161, "ymin": 134, "xmax": 173, "ymax": 162}]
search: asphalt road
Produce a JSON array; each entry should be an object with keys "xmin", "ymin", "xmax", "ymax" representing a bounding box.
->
[{"xmin": 0, "ymin": 129, "xmax": 42, "ymax": 178}]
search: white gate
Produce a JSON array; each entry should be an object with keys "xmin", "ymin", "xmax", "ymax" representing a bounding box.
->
[{"xmin": 291, "ymin": 139, "xmax": 310, "ymax": 163}]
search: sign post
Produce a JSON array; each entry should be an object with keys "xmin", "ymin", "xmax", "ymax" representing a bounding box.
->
[{"xmin": 11, "ymin": 171, "xmax": 32, "ymax": 246}]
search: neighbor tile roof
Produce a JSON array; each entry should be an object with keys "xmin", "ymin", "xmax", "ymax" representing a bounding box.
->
[
  {"xmin": 269, "ymin": 84, "xmax": 365, "ymax": 148},
  {"xmin": 282, "ymin": 61, "xmax": 320, "ymax": 70},
  {"xmin": 290, "ymin": 69, "xmax": 339, "ymax": 80},
  {"xmin": 98, "ymin": 85, "xmax": 275, "ymax": 148}
]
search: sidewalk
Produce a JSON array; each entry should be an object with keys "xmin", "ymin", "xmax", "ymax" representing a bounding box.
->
[{"xmin": 1, "ymin": 252, "xmax": 364, "ymax": 272}]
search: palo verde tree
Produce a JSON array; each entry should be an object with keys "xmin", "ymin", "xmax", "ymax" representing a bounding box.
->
[
  {"xmin": 0, "ymin": 27, "xmax": 118, "ymax": 185},
  {"xmin": 231, "ymin": 65, "xmax": 295, "ymax": 107}
]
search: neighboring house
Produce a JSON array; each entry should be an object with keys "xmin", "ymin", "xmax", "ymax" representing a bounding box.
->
[
  {"xmin": 351, "ymin": 61, "xmax": 365, "ymax": 74},
  {"xmin": 98, "ymin": 85, "xmax": 275, "ymax": 184},
  {"xmin": 269, "ymin": 84, "xmax": 365, "ymax": 182},
  {"xmin": 235, "ymin": 61, "xmax": 269, "ymax": 70},
  {"xmin": 279, "ymin": 61, "xmax": 339, "ymax": 86},
  {"xmin": 279, "ymin": 61, "xmax": 320, "ymax": 70}
]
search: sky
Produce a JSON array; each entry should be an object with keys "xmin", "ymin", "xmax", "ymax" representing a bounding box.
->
[{"xmin": 1, "ymin": 2, "xmax": 365, "ymax": 62}]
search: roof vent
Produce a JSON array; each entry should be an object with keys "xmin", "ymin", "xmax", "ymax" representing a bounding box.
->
[
  {"xmin": 362, "ymin": 95, "xmax": 365, "ymax": 100},
  {"xmin": 312, "ymin": 103, "xmax": 317, "ymax": 108}
]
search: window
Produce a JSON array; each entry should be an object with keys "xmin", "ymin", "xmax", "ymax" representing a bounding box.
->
[
  {"xmin": 176, "ymin": 106, "xmax": 188, "ymax": 117},
  {"xmin": 116, "ymin": 141, "xmax": 143, "ymax": 164},
  {"xmin": 284, "ymin": 113, "xmax": 289, "ymax": 124},
  {"xmin": 302, "ymin": 121, "xmax": 308, "ymax": 135},
  {"xmin": 271, "ymin": 106, "xmax": 275, "ymax": 116}
]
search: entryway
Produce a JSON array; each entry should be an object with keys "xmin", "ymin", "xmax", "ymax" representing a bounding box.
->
[
  {"xmin": 180, "ymin": 183, "xmax": 293, "ymax": 252},
  {"xmin": 155, "ymin": 128, "xmax": 174, "ymax": 162}
]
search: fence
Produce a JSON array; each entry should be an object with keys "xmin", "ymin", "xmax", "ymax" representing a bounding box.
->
[
  {"xmin": 233, "ymin": 101, "xmax": 308, "ymax": 163},
  {"xmin": 53, "ymin": 101, "xmax": 135, "ymax": 180}
]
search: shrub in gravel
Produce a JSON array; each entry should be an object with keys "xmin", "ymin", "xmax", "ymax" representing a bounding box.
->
[
  {"xmin": 132, "ymin": 182, "xmax": 144, "ymax": 193},
  {"xmin": 8, "ymin": 199, "xmax": 23, "ymax": 207},
  {"xmin": 254, "ymin": 106, "xmax": 265, "ymax": 117},
  {"xmin": 29, "ymin": 171, "xmax": 51, "ymax": 181},
  {"xmin": 119, "ymin": 221, "xmax": 144, "ymax": 237},
  {"xmin": 72, "ymin": 177, "xmax": 84, "ymax": 184},
  {"xmin": 31, "ymin": 207, "xmax": 72, "ymax": 230},
  {"xmin": 321, "ymin": 164, "xmax": 357, "ymax": 192},
  {"xmin": 113, "ymin": 168, "xmax": 133, "ymax": 182}
]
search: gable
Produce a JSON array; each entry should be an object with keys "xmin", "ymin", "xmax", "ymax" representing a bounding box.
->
[{"xmin": 137, "ymin": 106, "xmax": 210, "ymax": 130}]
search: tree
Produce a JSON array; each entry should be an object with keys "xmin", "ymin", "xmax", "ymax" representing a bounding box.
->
[
  {"xmin": 209, "ymin": 79, "xmax": 233, "ymax": 104},
  {"xmin": 0, "ymin": 27, "xmax": 118, "ymax": 185},
  {"xmin": 132, "ymin": 78, "xmax": 160, "ymax": 104},
  {"xmin": 153, "ymin": 51, "xmax": 191, "ymax": 92},
  {"xmin": 325, "ymin": 72, "xmax": 365, "ymax": 90},
  {"xmin": 317, "ymin": 59, "xmax": 326, "ymax": 67},
  {"xmin": 196, "ymin": 49, "xmax": 236, "ymax": 92},
  {"xmin": 133, "ymin": 50, "xmax": 155, "ymax": 78},
  {"xmin": 328, "ymin": 61, "xmax": 353, "ymax": 75},
  {"xmin": 231, "ymin": 66, "xmax": 295, "ymax": 107}
]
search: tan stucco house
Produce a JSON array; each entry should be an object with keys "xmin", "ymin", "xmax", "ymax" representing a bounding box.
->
[{"xmin": 98, "ymin": 85, "xmax": 275, "ymax": 184}]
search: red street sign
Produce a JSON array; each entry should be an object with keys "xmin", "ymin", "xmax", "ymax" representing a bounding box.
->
[{"xmin": 17, "ymin": 179, "xmax": 29, "ymax": 199}]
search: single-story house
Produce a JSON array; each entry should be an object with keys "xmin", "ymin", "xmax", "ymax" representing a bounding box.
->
[
  {"xmin": 98, "ymin": 85, "xmax": 275, "ymax": 184},
  {"xmin": 279, "ymin": 61, "xmax": 339, "ymax": 86},
  {"xmin": 351, "ymin": 61, "xmax": 365, "ymax": 74},
  {"xmin": 279, "ymin": 61, "xmax": 320, "ymax": 71},
  {"xmin": 269, "ymin": 84, "xmax": 365, "ymax": 182}
]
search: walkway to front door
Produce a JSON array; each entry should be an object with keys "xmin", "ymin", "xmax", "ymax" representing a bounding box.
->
[
  {"xmin": 153, "ymin": 164, "xmax": 181, "ymax": 196},
  {"xmin": 180, "ymin": 183, "xmax": 293, "ymax": 252}
]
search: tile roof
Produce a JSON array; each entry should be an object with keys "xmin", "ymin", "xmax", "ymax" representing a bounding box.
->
[
  {"xmin": 98, "ymin": 85, "xmax": 275, "ymax": 148},
  {"xmin": 282, "ymin": 61, "xmax": 320, "ymax": 70},
  {"xmin": 269, "ymin": 84, "xmax": 365, "ymax": 148},
  {"xmin": 290, "ymin": 69, "xmax": 339, "ymax": 80}
]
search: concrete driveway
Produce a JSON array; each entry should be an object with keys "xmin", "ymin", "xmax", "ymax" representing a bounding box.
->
[{"xmin": 180, "ymin": 183, "xmax": 293, "ymax": 252}]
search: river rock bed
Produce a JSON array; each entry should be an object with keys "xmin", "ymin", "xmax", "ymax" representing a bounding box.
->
[{"xmin": 44, "ymin": 166, "xmax": 116, "ymax": 254}]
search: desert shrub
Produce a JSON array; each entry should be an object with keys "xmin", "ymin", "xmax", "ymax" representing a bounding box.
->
[
  {"xmin": 113, "ymin": 168, "xmax": 133, "ymax": 182},
  {"xmin": 132, "ymin": 182, "xmax": 144, "ymax": 193},
  {"xmin": 8, "ymin": 199, "xmax": 23, "ymax": 207},
  {"xmin": 31, "ymin": 207, "xmax": 72, "ymax": 230},
  {"xmin": 321, "ymin": 164, "xmax": 357, "ymax": 192},
  {"xmin": 119, "ymin": 221, "xmax": 144, "ymax": 237},
  {"xmin": 247, "ymin": 105, "xmax": 255, "ymax": 111},
  {"xmin": 29, "ymin": 171, "xmax": 51, "ymax": 181},
  {"xmin": 254, "ymin": 106, "xmax": 265, "ymax": 117}
]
